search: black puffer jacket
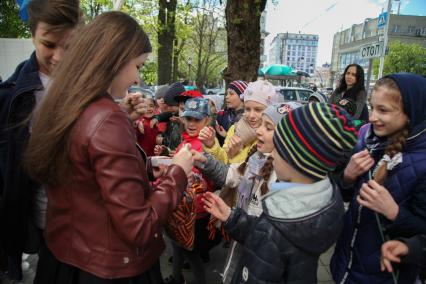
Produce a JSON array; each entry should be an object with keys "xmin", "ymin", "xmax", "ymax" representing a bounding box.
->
[{"xmin": 224, "ymin": 178, "xmax": 344, "ymax": 284}]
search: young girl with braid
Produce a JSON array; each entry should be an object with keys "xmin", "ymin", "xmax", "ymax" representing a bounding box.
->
[
  {"xmin": 331, "ymin": 73, "xmax": 426, "ymax": 284},
  {"xmin": 193, "ymin": 102, "xmax": 301, "ymax": 283}
]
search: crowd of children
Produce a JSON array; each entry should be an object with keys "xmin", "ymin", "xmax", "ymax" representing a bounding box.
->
[
  {"xmin": 1, "ymin": 2, "xmax": 425, "ymax": 283},
  {"xmin": 126, "ymin": 71, "xmax": 426, "ymax": 284}
]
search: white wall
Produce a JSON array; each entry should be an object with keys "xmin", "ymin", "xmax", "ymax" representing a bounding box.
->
[{"xmin": 0, "ymin": 38, "xmax": 34, "ymax": 81}]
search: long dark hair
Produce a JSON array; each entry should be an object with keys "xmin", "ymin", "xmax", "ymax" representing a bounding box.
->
[
  {"xmin": 24, "ymin": 11, "xmax": 152, "ymax": 186},
  {"xmin": 335, "ymin": 64, "xmax": 365, "ymax": 101}
]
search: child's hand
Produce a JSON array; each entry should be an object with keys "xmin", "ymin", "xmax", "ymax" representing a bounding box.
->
[
  {"xmin": 156, "ymin": 135, "xmax": 163, "ymax": 145},
  {"xmin": 191, "ymin": 150, "xmax": 207, "ymax": 164},
  {"xmin": 227, "ymin": 135, "xmax": 243, "ymax": 158},
  {"xmin": 343, "ymin": 149, "xmax": 374, "ymax": 183},
  {"xmin": 150, "ymin": 118, "xmax": 158, "ymax": 129},
  {"xmin": 381, "ymin": 240, "xmax": 409, "ymax": 272},
  {"xmin": 199, "ymin": 126, "xmax": 216, "ymax": 148},
  {"xmin": 152, "ymin": 164, "xmax": 167, "ymax": 178},
  {"xmin": 356, "ymin": 180, "xmax": 399, "ymax": 220},
  {"xmin": 154, "ymin": 145, "xmax": 165, "ymax": 156},
  {"xmin": 215, "ymin": 124, "xmax": 227, "ymax": 138},
  {"xmin": 202, "ymin": 192, "xmax": 231, "ymax": 222},
  {"xmin": 137, "ymin": 120, "xmax": 144, "ymax": 134},
  {"xmin": 172, "ymin": 144, "xmax": 194, "ymax": 175}
]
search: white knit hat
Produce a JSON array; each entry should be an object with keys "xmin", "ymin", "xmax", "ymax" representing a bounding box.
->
[{"xmin": 242, "ymin": 79, "xmax": 278, "ymax": 107}]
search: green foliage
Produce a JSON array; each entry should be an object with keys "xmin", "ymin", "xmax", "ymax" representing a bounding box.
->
[
  {"xmin": 77, "ymin": 0, "xmax": 227, "ymax": 86},
  {"xmin": 0, "ymin": 0, "xmax": 30, "ymax": 38},
  {"xmin": 373, "ymin": 41, "xmax": 426, "ymax": 76},
  {"xmin": 80, "ymin": 0, "xmax": 111, "ymax": 21},
  {"xmin": 140, "ymin": 60, "xmax": 157, "ymax": 85}
]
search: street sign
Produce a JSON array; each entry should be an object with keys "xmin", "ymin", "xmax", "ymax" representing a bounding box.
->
[
  {"xmin": 360, "ymin": 42, "xmax": 384, "ymax": 59},
  {"xmin": 378, "ymin": 12, "xmax": 388, "ymax": 29}
]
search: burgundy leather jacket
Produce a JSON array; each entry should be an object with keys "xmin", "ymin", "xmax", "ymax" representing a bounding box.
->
[{"xmin": 45, "ymin": 95, "xmax": 187, "ymax": 279}]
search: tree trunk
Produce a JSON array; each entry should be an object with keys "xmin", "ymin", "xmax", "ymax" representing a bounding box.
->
[
  {"xmin": 224, "ymin": 0, "xmax": 266, "ymax": 85},
  {"xmin": 157, "ymin": 0, "xmax": 177, "ymax": 84}
]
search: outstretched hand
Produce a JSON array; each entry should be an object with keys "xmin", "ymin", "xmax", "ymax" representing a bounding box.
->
[{"xmin": 202, "ymin": 192, "xmax": 231, "ymax": 222}]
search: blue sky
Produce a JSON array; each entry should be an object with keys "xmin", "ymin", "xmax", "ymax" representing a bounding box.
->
[{"xmin": 265, "ymin": 0, "xmax": 426, "ymax": 65}]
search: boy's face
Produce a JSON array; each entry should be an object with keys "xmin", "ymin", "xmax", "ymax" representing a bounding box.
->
[
  {"xmin": 271, "ymin": 149, "xmax": 305, "ymax": 182},
  {"xmin": 32, "ymin": 22, "xmax": 75, "ymax": 75},
  {"xmin": 226, "ymin": 88, "xmax": 242, "ymax": 110},
  {"xmin": 183, "ymin": 116, "xmax": 208, "ymax": 137}
]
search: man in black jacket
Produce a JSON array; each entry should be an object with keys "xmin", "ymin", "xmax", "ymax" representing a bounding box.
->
[{"xmin": 0, "ymin": 0, "xmax": 81, "ymax": 280}]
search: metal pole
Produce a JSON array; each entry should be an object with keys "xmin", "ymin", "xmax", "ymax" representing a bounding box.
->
[
  {"xmin": 378, "ymin": 0, "xmax": 392, "ymax": 78},
  {"xmin": 366, "ymin": 58, "xmax": 373, "ymax": 96}
]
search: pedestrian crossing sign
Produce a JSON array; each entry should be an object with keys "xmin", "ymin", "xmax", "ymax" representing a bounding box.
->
[{"xmin": 378, "ymin": 12, "xmax": 387, "ymax": 29}]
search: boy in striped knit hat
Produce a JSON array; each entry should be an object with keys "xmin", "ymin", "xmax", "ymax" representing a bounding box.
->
[
  {"xmin": 203, "ymin": 103, "xmax": 358, "ymax": 283},
  {"xmin": 216, "ymin": 80, "xmax": 248, "ymax": 138}
]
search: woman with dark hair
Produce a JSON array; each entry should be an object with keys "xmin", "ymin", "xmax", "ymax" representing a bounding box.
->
[
  {"xmin": 329, "ymin": 63, "xmax": 368, "ymax": 120},
  {"xmin": 24, "ymin": 11, "xmax": 193, "ymax": 284}
]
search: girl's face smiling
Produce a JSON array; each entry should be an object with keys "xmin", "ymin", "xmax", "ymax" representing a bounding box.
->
[
  {"xmin": 244, "ymin": 100, "xmax": 266, "ymax": 129},
  {"xmin": 144, "ymin": 98, "xmax": 155, "ymax": 118},
  {"xmin": 369, "ymin": 86, "xmax": 408, "ymax": 139}
]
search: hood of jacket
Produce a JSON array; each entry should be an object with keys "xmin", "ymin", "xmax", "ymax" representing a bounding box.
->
[
  {"xmin": 386, "ymin": 73, "xmax": 426, "ymax": 136},
  {"xmin": 261, "ymin": 177, "xmax": 344, "ymax": 254}
]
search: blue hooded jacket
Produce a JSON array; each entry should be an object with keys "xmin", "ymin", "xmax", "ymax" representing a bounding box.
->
[{"xmin": 331, "ymin": 73, "xmax": 426, "ymax": 284}]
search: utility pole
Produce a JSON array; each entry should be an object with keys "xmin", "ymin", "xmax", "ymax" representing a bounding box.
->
[{"xmin": 378, "ymin": 0, "xmax": 392, "ymax": 78}]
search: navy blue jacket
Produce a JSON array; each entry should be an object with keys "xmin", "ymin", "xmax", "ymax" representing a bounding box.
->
[
  {"xmin": 0, "ymin": 52, "xmax": 43, "ymax": 255},
  {"xmin": 331, "ymin": 73, "xmax": 426, "ymax": 284},
  {"xmin": 216, "ymin": 108, "xmax": 244, "ymax": 132}
]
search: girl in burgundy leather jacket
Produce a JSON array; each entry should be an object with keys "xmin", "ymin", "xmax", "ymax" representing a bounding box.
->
[{"xmin": 23, "ymin": 12, "xmax": 194, "ymax": 284}]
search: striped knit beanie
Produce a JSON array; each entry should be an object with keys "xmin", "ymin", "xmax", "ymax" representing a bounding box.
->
[
  {"xmin": 227, "ymin": 80, "xmax": 248, "ymax": 98},
  {"xmin": 273, "ymin": 103, "xmax": 358, "ymax": 181}
]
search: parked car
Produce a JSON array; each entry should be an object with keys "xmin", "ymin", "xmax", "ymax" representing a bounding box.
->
[
  {"xmin": 275, "ymin": 87, "xmax": 315, "ymax": 105},
  {"xmin": 204, "ymin": 87, "xmax": 224, "ymax": 95},
  {"xmin": 308, "ymin": 92, "xmax": 329, "ymax": 103}
]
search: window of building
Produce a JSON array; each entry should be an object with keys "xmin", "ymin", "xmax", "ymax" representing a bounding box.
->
[
  {"xmin": 422, "ymin": 27, "xmax": 426, "ymax": 35},
  {"xmin": 392, "ymin": 24, "xmax": 400, "ymax": 33},
  {"xmin": 408, "ymin": 26, "xmax": 416, "ymax": 34}
]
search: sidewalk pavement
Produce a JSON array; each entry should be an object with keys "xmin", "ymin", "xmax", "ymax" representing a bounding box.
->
[{"xmin": 1, "ymin": 238, "xmax": 335, "ymax": 284}]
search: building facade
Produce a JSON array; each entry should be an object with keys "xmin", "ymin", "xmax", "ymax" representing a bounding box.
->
[
  {"xmin": 268, "ymin": 32, "xmax": 319, "ymax": 75},
  {"xmin": 260, "ymin": 10, "xmax": 269, "ymax": 68},
  {"xmin": 330, "ymin": 14, "xmax": 426, "ymax": 85}
]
